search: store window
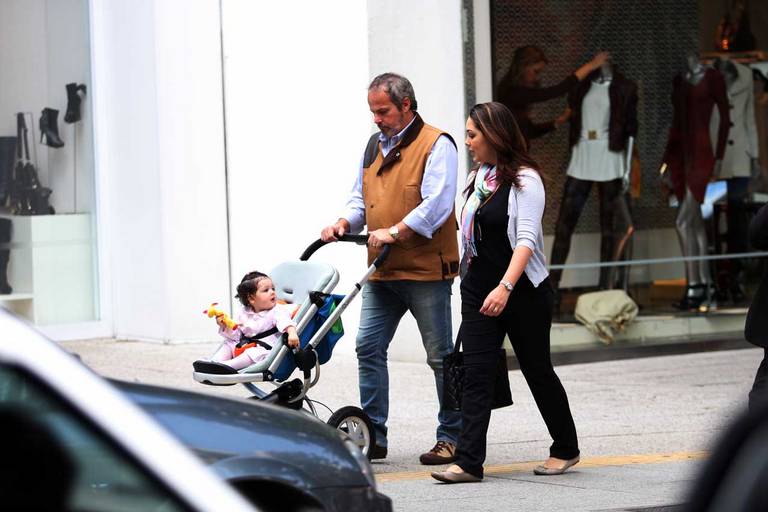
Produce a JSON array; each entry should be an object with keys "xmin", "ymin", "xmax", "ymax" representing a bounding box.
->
[
  {"xmin": 488, "ymin": 0, "xmax": 768, "ymax": 345},
  {"xmin": 0, "ymin": 0, "xmax": 97, "ymax": 325}
]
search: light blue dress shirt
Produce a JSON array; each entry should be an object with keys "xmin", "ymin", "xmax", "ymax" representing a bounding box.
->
[{"xmin": 340, "ymin": 116, "xmax": 458, "ymax": 238}]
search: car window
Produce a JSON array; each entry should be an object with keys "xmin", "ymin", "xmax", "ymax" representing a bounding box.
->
[{"xmin": 0, "ymin": 364, "xmax": 193, "ymax": 512}]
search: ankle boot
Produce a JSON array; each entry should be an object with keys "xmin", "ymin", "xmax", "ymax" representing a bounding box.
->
[
  {"xmin": 674, "ymin": 284, "xmax": 706, "ymax": 311},
  {"xmin": 0, "ymin": 218, "xmax": 12, "ymax": 294},
  {"xmin": 39, "ymin": 108, "xmax": 64, "ymax": 148},
  {"xmin": 64, "ymin": 83, "xmax": 87, "ymax": 123}
]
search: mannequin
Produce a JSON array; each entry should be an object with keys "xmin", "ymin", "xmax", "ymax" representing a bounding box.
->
[
  {"xmin": 662, "ymin": 53, "xmax": 730, "ymax": 311},
  {"xmin": 550, "ymin": 59, "xmax": 638, "ymax": 301},
  {"xmin": 711, "ymin": 58, "xmax": 760, "ymax": 304}
]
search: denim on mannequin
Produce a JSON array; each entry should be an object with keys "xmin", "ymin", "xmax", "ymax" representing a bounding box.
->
[{"xmin": 355, "ymin": 279, "xmax": 460, "ymax": 447}]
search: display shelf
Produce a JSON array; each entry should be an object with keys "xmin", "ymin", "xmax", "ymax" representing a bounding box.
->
[
  {"xmin": 0, "ymin": 213, "xmax": 96, "ymax": 325},
  {"xmin": 0, "ymin": 293, "xmax": 34, "ymax": 301}
]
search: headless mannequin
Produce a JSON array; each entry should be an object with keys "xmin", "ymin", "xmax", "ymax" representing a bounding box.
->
[
  {"xmin": 551, "ymin": 61, "xmax": 635, "ymax": 297},
  {"xmin": 712, "ymin": 57, "xmax": 760, "ymax": 303},
  {"xmin": 672, "ymin": 53, "xmax": 727, "ymax": 310}
]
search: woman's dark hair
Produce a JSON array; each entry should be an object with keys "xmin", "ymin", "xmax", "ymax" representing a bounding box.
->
[
  {"xmin": 235, "ymin": 270, "xmax": 269, "ymax": 308},
  {"xmin": 499, "ymin": 45, "xmax": 548, "ymax": 88},
  {"xmin": 467, "ymin": 102, "xmax": 541, "ymax": 188}
]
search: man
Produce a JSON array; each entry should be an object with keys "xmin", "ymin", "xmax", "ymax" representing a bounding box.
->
[
  {"xmin": 320, "ymin": 73, "xmax": 460, "ymax": 464},
  {"xmin": 746, "ymin": 203, "xmax": 768, "ymax": 410}
]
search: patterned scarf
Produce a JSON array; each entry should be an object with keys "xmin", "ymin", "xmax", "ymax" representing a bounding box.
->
[{"xmin": 460, "ymin": 164, "xmax": 498, "ymax": 261}]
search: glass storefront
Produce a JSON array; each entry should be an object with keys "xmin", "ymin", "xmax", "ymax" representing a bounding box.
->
[
  {"xmin": 485, "ymin": 0, "xmax": 768, "ymax": 348},
  {"xmin": 0, "ymin": 0, "xmax": 97, "ymax": 326}
]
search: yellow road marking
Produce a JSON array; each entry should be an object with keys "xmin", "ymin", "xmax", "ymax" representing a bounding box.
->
[{"xmin": 375, "ymin": 450, "xmax": 708, "ymax": 483}]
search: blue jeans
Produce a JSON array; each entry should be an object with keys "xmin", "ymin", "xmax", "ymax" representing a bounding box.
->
[{"xmin": 355, "ymin": 279, "xmax": 461, "ymax": 447}]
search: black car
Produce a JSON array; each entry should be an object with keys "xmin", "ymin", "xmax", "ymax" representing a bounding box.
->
[
  {"xmin": 684, "ymin": 398, "xmax": 768, "ymax": 511},
  {"xmin": 116, "ymin": 380, "xmax": 392, "ymax": 512}
]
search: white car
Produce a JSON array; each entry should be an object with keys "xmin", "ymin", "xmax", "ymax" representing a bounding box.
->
[{"xmin": 0, "ymin": 308, "xmax": 257, "ymax": 512}]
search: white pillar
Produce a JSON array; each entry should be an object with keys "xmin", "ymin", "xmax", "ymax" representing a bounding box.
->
[
  {"xmin": 91, "ymin": 0, "xmax": 230, "ymax": 342},
  {"xmin": 366, "ymin": 0, "xmax": 467, "ymax": 362}
]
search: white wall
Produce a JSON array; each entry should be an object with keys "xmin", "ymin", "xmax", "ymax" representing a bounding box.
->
[
  {"xmin": 367, "ymin": 0, "xmax": 467, "ymax": 362},
  {"xmin": 221, "ymin": 0, "xmax": 372, "ymax": 352},
  {"xmin": 472, "ymin": 0, "xmax": 493, "ymax": 103},
  {"xmin": 91, "ymin": 0, "xmax": 230, "ymax": 342},
  {"xmin": 0, "ymin": 1, "xmax": 48, "ymax": 159}
]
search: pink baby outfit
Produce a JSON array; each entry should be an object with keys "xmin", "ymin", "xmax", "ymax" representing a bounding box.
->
[{"xmin": 212, "ymin": 304, "xmax": 295, "ymax": 364}]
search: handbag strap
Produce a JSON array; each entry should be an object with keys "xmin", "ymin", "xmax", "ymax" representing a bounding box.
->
[{"xmin": 452, "ymin": 334, "xmax": 462, "ymax": 354}]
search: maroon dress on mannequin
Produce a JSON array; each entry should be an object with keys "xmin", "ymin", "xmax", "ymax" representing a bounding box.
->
[{"xmin": 663, "ymin": 68, "xmax": 730, "ymax": 203}]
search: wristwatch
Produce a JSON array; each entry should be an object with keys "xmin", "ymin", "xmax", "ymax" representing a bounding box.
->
[
  {"xmin": 388, "ymin": 225, "xmax": 400, "ymax": 240},
  {"xmin": 499, "ymin": 280, "xmax": 513, "ymax": 292}
]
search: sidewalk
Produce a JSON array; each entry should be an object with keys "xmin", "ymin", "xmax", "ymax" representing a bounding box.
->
[{"xmin": 62, "ymin": 338, "xmax": 762, "ymax": 511}]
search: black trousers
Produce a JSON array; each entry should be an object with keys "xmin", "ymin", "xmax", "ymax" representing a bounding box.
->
[
  {"xmin": 726, "ymin": 177, "xmax": 749, "ymax": 282},
  {"xmin": 455, "ymin": 275, "xmax": 579, "ymax": 478},
  {"xmin": 550, "ymin": 177, "xmax": 623, "ymax": 289},
  {"xmin": 749, "ymin": 348, "xmax": 768, "ymax": 411}
]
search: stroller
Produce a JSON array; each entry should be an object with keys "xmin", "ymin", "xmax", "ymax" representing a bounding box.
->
[{"xmin": 193, "ymin": 235, "xmax": 389, "ymax": 458}]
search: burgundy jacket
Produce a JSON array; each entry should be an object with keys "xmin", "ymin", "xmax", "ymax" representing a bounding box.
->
[
  {"xmin": 662, "ymin": 68, "xmax": 730, "ymax": 203},
  {"xmin": 567, "ymin": 70, "xmax": 638, "ymax": 152}
]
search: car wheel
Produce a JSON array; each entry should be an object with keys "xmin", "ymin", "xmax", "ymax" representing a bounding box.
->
[{"xmin": 327, "ymin": 406, "xmax": 375, "ymax": 458}]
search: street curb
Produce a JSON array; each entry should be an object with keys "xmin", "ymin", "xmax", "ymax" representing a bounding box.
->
[{"xmin": 507, "ymin": 337, "xmax": 752, "ymax": 370}]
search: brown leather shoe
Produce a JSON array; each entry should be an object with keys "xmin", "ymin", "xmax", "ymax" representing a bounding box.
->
[
  {"xmin": 533, "ymin": 455, "xmax": 580, "ymax": 475},
  {"xmin": 419, "ymin": 440, "xmax": 457, "ymax": 465},
  {"xmin": 431, "ymin": 468, "xmax": 482, "ymax": 484}
]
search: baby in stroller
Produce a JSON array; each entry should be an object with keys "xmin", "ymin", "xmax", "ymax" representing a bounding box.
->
[{"xmin": 195, "ymin": 271, "xmax": 300, "ymax": 373}]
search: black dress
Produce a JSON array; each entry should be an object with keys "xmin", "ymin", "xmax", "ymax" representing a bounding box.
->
[{"xmin": 455, "ymin": 182, "xmax": 580, "ymax": 478}]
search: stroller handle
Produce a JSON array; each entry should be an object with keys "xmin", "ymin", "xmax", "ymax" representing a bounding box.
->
[{"xmin": 300, "ymin": 235, "xmax": 391, "ymax": 267}]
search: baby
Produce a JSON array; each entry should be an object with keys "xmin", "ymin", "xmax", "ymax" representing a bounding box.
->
[{"xmin": 206, "ymin": 271, "xmax": 299, "ymax": 371}]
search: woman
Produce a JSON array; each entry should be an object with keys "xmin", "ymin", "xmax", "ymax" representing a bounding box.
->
[
  {"xmin": 496, "ymin": 45, "xmax": 609, "ymax": 145},
  {"xmin": 431, "ymin": 102, "xmax": 579, "ymax": 484}
]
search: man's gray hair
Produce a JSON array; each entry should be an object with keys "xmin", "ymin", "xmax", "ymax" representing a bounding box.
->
[{"xmin": 368, "ymin": 73, "xmax": 418, "ymax": 111}]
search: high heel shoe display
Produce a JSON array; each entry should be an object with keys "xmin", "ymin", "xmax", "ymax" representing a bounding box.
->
[
  {"xmin": 39, "ymin": 108, "xmax": 64, "ymax": 148},
  {"xmin": 674, "ymin": 284, "xmax": 706, "ymax": 311},
  {"xmin": 64, "ymin": 83, "xmax": 87, "ymax": 123},
  {"xmin": 674, "ymin": 284, "xmax": 717, "ymax": 312}
]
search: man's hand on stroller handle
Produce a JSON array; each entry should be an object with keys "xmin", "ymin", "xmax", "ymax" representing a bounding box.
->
[
  {"xmin": 320, "ymin": 219, "xmax": 351, "ymax": 242},
  {"xmin": 368, "ymin": 228, "xmax": 395, "ymax": 248}
]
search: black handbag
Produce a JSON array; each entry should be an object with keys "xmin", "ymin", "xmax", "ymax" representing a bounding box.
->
[{"xmin": 443, "ymin": 336, "xmax": 513, "ymax": 412}]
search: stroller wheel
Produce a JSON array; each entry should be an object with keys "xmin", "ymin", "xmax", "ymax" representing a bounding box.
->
[{"xmin": 327, "ymin": 406, "xmax": 375, "ymax": 458}]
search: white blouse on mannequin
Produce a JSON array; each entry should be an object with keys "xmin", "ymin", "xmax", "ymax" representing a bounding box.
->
[{"xmin": 566, "ymin": 80, "xmax": 626, "ymax": 182}]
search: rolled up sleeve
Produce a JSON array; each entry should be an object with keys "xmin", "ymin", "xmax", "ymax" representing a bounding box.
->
[{"xmin": 508, "ymin": 171, "xmax": 545, "ymax": 251}]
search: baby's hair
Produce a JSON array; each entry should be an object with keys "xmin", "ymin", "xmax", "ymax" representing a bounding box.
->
[{"xmin": 235, "ymin": 270, "xmax": 270, "ymax": 308}]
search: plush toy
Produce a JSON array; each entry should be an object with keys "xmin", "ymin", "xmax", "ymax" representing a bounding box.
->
[{"xmin": 203, "ymin": 303, "xmax": 239, "ymax": 330}]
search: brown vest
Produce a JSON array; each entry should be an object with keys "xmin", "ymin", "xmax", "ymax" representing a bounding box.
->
[{"xmin": 362, "ymin": 115, "xmax": 459, "ymax": 281}]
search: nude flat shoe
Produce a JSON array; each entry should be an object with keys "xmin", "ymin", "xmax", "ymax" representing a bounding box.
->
[
  {"xmin": 533, "ymin": 456, "xmax": 580, "ymax": 475},
  {"xmin": 431, "ymin": 469, "xmax": 483, "ymax": 484}
]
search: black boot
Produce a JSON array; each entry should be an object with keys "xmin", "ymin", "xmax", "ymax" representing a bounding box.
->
[
  {"xmin": 0, "ymin": 137, "xmax": 16, "ymax": 206},
  {"xmin": 39, "ymin": 108, "xmax": 64, "ymax": 148},
  {"xmin": 0, "ymin": 218, "xmax": 12, "ymax": 294},
  {"xmin": 674, "ymin": 284, "xmax": 706, "ymax": 311},
  {"xmin": 64, "ymin": 83, "xmax": 87, "ymax": 123}
]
